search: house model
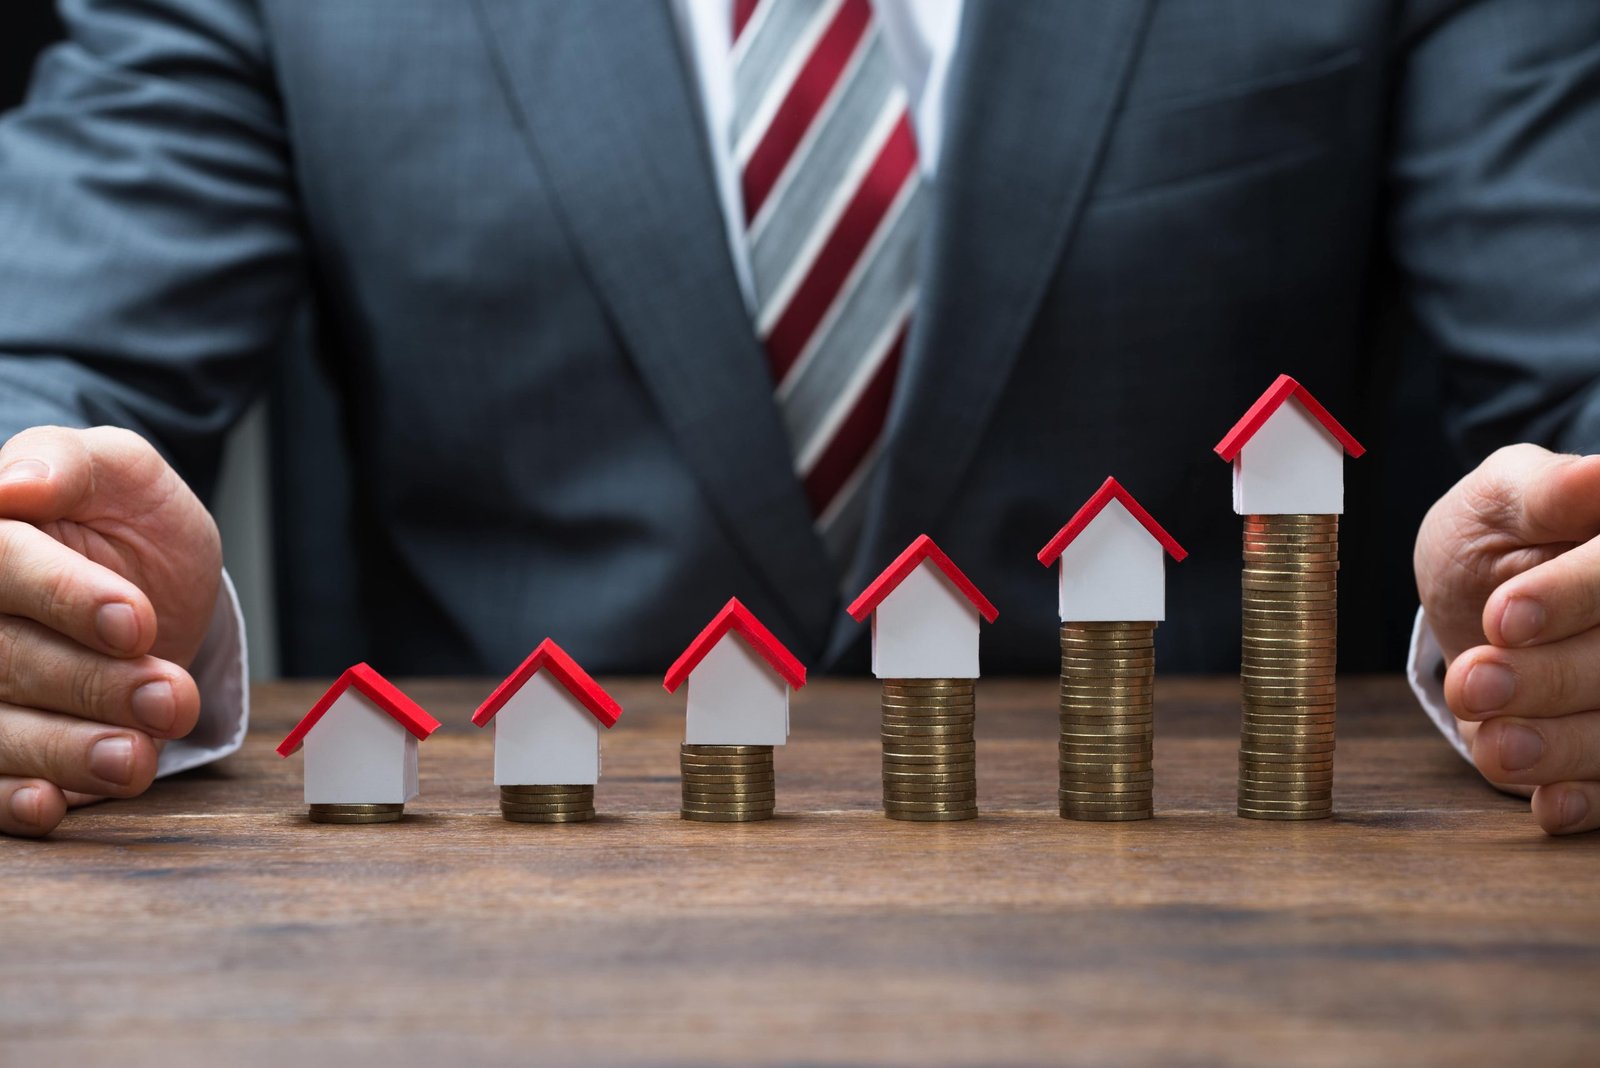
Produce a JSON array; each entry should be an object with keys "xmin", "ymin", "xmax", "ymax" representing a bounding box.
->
[
  {"xmin": 1215, "ymin": 374, "xmax": 1366, "ymax": 514},
  {"xmin": 1037, "ymin": 477, "xmax": 1188, "ymax": 622},
  {"xmin": 663, "ymin": 598, "xmax": 807, "ymax": 746},
  {"xmin": 471, "ymin": 639, "xmax": 622, "ymax": 786},
  {"xmin": 276, "ymin": 663, "xmax": 442, "ymax": 805},
  {"xmin": 847, "ymin": 535, "xmax": 999, "ymax": 679}
]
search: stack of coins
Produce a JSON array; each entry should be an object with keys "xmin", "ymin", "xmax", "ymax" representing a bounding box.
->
[
  {"xmin": 308, "ymin": 803, "xmax": 403, "ymax": 824},
  {"xmin": 499, "ymin": 784, "xmax": 596, "ymax": 823},
  {"xmin": 1058, "ymin": 621, "xmax": 1157, "ymax": 821},
  {"xmin": 1238, "ymin": 513, "xmax": 1339, "ymax": 820},
  {"xmin": 881, "ymin": 679, "xmax": 978, "ymax": 821},
  {"xmin": 681, "ymin": 744, "xmax": 774, "ymax": 822}
]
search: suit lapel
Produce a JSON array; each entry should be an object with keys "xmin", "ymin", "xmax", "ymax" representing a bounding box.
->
[
  {"xmin": 469, "ymin": 0, "xmax": 839, "ymax": 647},
  {"xmin": 848, "ymin": 0, "xmax": 1155, "ymax": 620}
]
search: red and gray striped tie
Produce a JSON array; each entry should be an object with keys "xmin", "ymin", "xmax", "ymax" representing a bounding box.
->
[{"xmin": 733, "ymin": 0, "xmax": 923, "ymax": 564}]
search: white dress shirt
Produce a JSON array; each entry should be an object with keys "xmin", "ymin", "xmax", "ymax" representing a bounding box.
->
[{"xmin": 168, "ymin": 0, "xmax": 1467, "ymax": 778}]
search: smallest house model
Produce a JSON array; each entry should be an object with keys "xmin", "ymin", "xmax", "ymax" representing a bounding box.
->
[
  {"xmin": 1215, "ymin": 374, "xmax": 1366, "ymax": 515},
  {"xmin": 663, "ymin": 598, "xmax": 807, "ymax": 746},
  {"xmin": 848, "ymin": 535, "xmax": 999, "ymax": 679},
  {"xmin": 276, "ymin": 663, "xmax": 442, "ymax": 806},
  {"xmin": 1037, "ymin": 477, "xmax": 1188, "ymax": 622},
  {"xmin": 472, "ymin": 639, "xmax": 622, "ymax": 786}
]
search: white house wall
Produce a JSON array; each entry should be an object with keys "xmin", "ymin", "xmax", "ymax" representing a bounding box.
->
[
  {"xmin": 303, "ymin": 690, "xmax": 416, "ymax": 804},
  {"xmin": 1233, "ymin": 401, "xmax": 1346, "ymax": 515},
  {"xmin": 685, "ymin": 636, "xmax": 790, "ymax": 745},
  {"xmin": 871, "ymin": 560, "xmax": 981, "ymax": 678},
  {"xmin": 492, "ymin": 672, "xmax": 603, "ymax": 785},
  {"xmin": 1056, "ymin": 499, "xmax": 1167, "ymax": 621}
]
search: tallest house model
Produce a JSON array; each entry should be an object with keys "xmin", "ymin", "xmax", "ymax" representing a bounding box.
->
[{"xmin": 1216, "ymin": 375, "xmax": 1364, "ymax": 821}]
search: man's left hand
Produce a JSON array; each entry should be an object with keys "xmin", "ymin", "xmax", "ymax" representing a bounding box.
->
[{"xmin": 1416, "ymin": 443, "xmax": 1600, "ymax": 836}]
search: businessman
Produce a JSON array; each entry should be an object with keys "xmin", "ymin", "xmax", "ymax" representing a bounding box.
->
[{"xmin": 0, "ymin": 0, "xmax": 1597, "ymax": 838}]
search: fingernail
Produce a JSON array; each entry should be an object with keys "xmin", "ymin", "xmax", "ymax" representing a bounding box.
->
[
  {"xmin": 1463, "ymin": 661, "xmax": 1517, "ymax": 714},
  {"xmin": 1559, "ymin": 789, "xmax": 1590, "ymax": 830},
  {"xmin": 0, "ymin": 459, "xmax": 49, "ymax": 484},
  {"xmin": 89, "ymin": 736, "xmax": 135, "ymax": 785},
  {"xmin": 1499, "ymin": 597, "xmax": 1545, "ymax": 646},
  {"xmin": 9, "ymin": 785, "xmax": 41, "ymax": 826},
  {"xmin": 95, "ymin": 603, "xmax": 140, "ymax": 654},
  {"xmin": 1498, "ymin": 723, "xmax": 1544, "ymax": 772},
  {"xmin": 131, "ymin": 680, "xmax": 175, "ymax": 733}
]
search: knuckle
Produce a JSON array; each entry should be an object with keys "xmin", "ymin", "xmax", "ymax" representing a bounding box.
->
[
  {"xmin": 40, "ymin": 720, "xmax": 83, "ymax": 781},
  {"xmin": 70, "ymin": 659, "xmax": 105, "ymax": 719},
  {"xmin": 0, "ymin": 618, "xmax": 24, "ymax": 699}
]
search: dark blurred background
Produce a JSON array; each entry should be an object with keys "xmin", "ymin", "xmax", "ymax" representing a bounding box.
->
[
  {"xmin": 0, "ymin": 5, "xmax": 1468, "ymax": 676},
  {"xmin": 2, "ymin": 5, "xmax": 61, "ymax": 103}
]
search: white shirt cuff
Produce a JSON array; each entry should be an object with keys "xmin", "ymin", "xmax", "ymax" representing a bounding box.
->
[
  {"xmin": 155, "ymin": 569, "xmax": 249, "ymax": 777},
  {"xmin": 1407, "ymin": 607, "xmax": 1472, "ymax": 763}
]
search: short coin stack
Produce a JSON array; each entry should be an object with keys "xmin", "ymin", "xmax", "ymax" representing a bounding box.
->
[
  {"xmin": 308, "ymin": 803, "xmax": 403, "ymax": 824},
  {"xmin": 1058, "ymin": 621, "xmax": 1157, "ymax": 821},
  {"xmin": 499, "ymin": 784, "xmax": 596, "ymax": 823},
  {"xmin": 881, "ymin": 679, "xmax": 978, "ymax": 821},
  {"xmin": 1238, "ymin": 513, "xmax": 1339, "ymax": 820},
  {"xmin": 681, "ymin": 744, "xmax": 775, "ymax": 822}
]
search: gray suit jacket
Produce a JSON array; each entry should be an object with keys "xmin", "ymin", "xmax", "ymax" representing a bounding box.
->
[{"xmin": 1, "ymin": 0, "xmax": 1597, "ymax": 678}]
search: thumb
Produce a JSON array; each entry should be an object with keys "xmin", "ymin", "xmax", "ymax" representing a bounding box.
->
[
  {"xmin": 0, "ymin": 425, "xmax": 173, "ymax": 524},
  {"xmin": 1478, "ymin": 444, "xmax": 1600, "ymax": 546}
]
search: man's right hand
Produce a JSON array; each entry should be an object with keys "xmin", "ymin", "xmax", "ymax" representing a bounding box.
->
[{"xmin": 0, "ymin": 426, "xmax": 220, "ymax": 837}]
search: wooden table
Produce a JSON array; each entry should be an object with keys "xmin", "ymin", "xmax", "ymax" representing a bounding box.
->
[{"xmin": 1, "ymin": 676, "xmax": 1596, "ymax": 1066}]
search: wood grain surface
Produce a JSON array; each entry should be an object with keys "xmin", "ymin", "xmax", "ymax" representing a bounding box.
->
[{"xmin": 1, "ymin": 676, "xmax": 1595, "ymax": 1067}]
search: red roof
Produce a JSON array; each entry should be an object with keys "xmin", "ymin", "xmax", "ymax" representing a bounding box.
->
[
  {"xmin": 472, "ymin": 639, "xmax": 622, "ymax": 729},
  {"xmin": 846, "ymin": 535, "xmax": 999, "ymax": 623},
  {"xmin": 276, "ymin": 663, "xmax": 442, "ymax": 757},
  {"xmin": 1214, "ymin": 374, "xmax": 1365, "ymax": 461},
  {"xmin": 1037, "ymin": 477, "xmax": 1188, "ymax": 566},
  {"xmin": 662, "ymin": 598, "xmax": 808, "ymax": 694}
]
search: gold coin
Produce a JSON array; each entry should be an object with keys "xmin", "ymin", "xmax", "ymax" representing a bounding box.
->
[
  {"xmin": 681, "ymin": 809, "xmax": 773, "ymax": 822},
  {"xmin": 1059, "ymin": 801, "xmax": 1154, "ymax": 815},
  {"xmin": 883, "ymin": 767, "xmax": 979, "ymax": 783},
  {"xmin": 308, "ymin": 810, "xmax": 404, "ymax": 824},
  {"xmin": 501, "ymin": 810, "xmax": 595, "ymax": 823},
  {"xmin": 682, "ymin": 744, "xmax": 771, "ymax": 756},
  {"xmin": 1237, "ymin": 809, "xmax": 1331, "ymax": 822},
  {"xmin": 677, "ymin": 754, "xmax": 774, "ymax": 767},
  {"xmin": 683, "ymin": 793, "xmax": 777, "ymax": 806},
  {"xmin": 882, "ymin": 739, "xmax": 977, "ymax": 754},
  {"xmin": 1058, "ymin": 744, "xmax": 1151, "ymax": 758},
  {"xmin": 1057, "ymin": 726, "xmax": 1154, "ymax": 742},
  {"xmin": 881, "ymin": 682, "xmax": 975, "ymax": 696},
  {"xmin": 1238, "ymin": 758, "xmax": 1335, "ymax": 773},
  {"xmin": 885, "ymin": 782, "xmax": 978, "ymax": 795},
  {"xmin": 1060, "ymin": 809, "xmax": 1151, "ymax": 822},
  {"xmin": 880, "ymin": 722, "xmax": 974, "ymax": 737},
  {"xmin": 680, "ymin": 776, "xmax": 775, "ymax": 790},
  {"xmin": 885, "ymin": 808, "xmax": 978, "ymax": 822},
  {"xmin": 880, "ymin": 689, "xmax": 976, "ymax": 701},
  {"xmin": 1060, "ymin": 640, "xmax": 1156, "ymax": 653},
  {"xmin": 1238, "ymin": 785, "xmax": 1333, "ymax": 799},
  {"xmin": 499, "ymin": 784, "xmax": 593, "ymax": 793},
  {"xmin": 881, "ymin": 709, "xmax": 976, "ymax": 721},
  {"xmin": 880, "ymin": 692, "xmax": 977, "ymax": 705},
  {"xmin": 1235, "ymin": 794, "xmax": 1334, "ymax": 810},
  {"xmin": 1058, "ymin": 783, "xmax": 1153, "ymax": 799},
  {"xmin": 680, "ymin": 798, "xmax": 776, "ymax": 812}
]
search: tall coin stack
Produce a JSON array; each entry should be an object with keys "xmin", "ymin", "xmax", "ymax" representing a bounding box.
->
[
  {"xmin": 881, "ymin": 679, "xmax": 978, "ymax": 821},
  {"xmin": 1058, "ymin": 621, "xmax": 1156, "ymax": 821},
  {"xmin": 499, "ymin": 784, "xmax": 595, "ymax": 823},
  {"xmin": 681, "ymin": 744, "xmax": 775, "ymax": 822},
  {"xmin": 308, "ymin": 803, "xmax": 403, "ymax": 824},
  {"xmin": 1239, "ymin": 513, "xmax": 1338, "ymax": 820}
]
